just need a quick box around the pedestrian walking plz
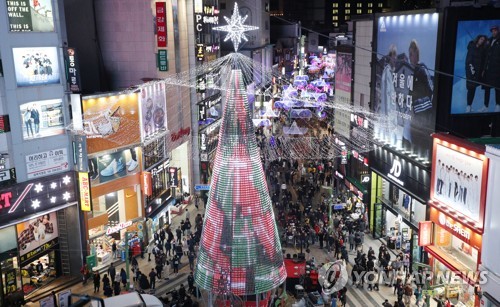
[149,268,156,290]
[93,270,101,293]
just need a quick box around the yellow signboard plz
[78,172,91,211]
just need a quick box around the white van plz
[90,292,163,307]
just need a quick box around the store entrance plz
[20,250,58,296]
[373,203,385,239]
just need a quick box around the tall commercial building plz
[0,0,83,304]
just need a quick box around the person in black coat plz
[113,281,121,296]
[482,25,500,112]
[465,35,488,112]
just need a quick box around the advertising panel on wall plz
[25,148,69,179]
[6,0,54,32]
[198,94,222,126]
[431,136,488,226]
[334,48,353,139]
[82,93,141,154]
[13,47,60,86]
[20,99,64,140]
[139,82,167,141]
[450,19,500,114]
[374,13,439,160]
[17,211,59,258]
[87,147,140,184]
[0,172,76,225]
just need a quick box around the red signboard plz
[156,2,167,47]
[429,207,482,250]
[418,221,433,246]
[0,115,10,133]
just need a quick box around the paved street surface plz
[25,186,437,307]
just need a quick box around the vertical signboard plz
[141,172,152,196]
[78,172,91,211]
[64,47,81,93]
[418,221,432,246]
[374,13,439,159]
[158,50,168,71]
[334,49,353,139]
[72,135,88,172]
[156,2,167,47]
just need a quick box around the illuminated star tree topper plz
[213,2,259,52]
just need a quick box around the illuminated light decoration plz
[50,182,57,189]
[62,175,71,185]
[50,196,57,203]
[34,183,44,193]
[62,192,71,201]
[213,2,259,52]
[31,199,40,209]
[8,183,33,214]
[194,69,286,296]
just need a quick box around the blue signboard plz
[194,184,210,191]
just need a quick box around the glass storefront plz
[20,251,57,295]
[1,257,21,298]
[432,258,476,307]
[433,225,478,273]
[87,185,143,268]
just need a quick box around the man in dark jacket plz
[465,35,487,112]
[482,25,500,112]
[149,268,157,290]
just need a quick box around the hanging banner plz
[64,47,81,93]
[418,221,432,246]
[156,2,167,47]
[168,167,179,187]
[72,135,88,172]
[78,172,91,211]
[141,172,152,196]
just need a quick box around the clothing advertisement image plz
[17,212,59,256]
[433,144,483,222]
[12,47,60,86]
[374,13,439,160]
[451,20,500,114]
[19,99,65,140]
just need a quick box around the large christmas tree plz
[194,68,287,296]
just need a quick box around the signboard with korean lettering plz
[26,148,69,179]
[156,2,167,47]
[196,44,205,62]
[158,50,168,71]
[78,172,91,211]
[64,47,81,93]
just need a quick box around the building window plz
[333,22,338,27]
[333,16,338,20]
[333,3,338,7]
[356,9,362,14]
[378,3,383,7]
[345,16,350,20]
[357,3,362,7]
[345,9,350,14]
[368,9,372,13]
[345,3,350,7]
[368,3,373,7]
[333,9,338,14]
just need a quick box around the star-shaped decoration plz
[34,183,44,193]
[213,2,259,52]
[50,182,58,189]
[50,196,57,203]
[62,175,71,185]
[32,199,41,209]
[62,192,71,201]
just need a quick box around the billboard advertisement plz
[335,51,352,105]
[6,0,54,32]
[13,47,60,87]
[139,82,167,141]
[17,211,59,257]
[450,19,500,114]
[25,148,69,179]
[87,147,140,184]
[20,99,65,140]
[82,93,141,154]
[374,13,439,159]
[432,143,485,223]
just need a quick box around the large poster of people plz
[13,47,60,87]
[374,13,439,160]
[6,0,54,32]
[19,99,65,140]
[139,82,167,141]
[17,212,58,257]
[433,144,483,222]
[82,93,140,154]
[450,20,500,114]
